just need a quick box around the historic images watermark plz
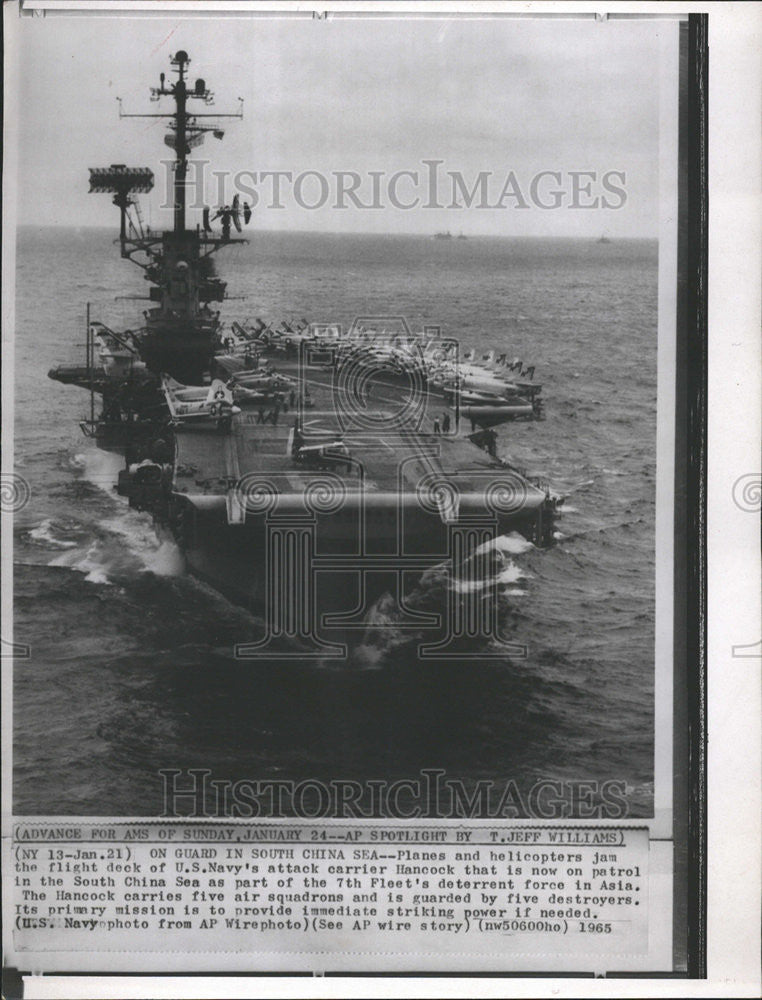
[730,474,761,658]
[0,472,31,513]
[1,474,32,658]
[159,768,631,821]
[158,160,628,213]
[226,319,545,660]
[731,473,761,514]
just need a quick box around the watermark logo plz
[0,473,31,513]
[159,768,631,820]
[732,639,762,659]
[159,159,628,214]
[730,474,760,659]
[0,636,31,659]
[732,473,761,513]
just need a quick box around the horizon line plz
[17,224,658,240]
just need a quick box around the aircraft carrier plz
[49,51,560,658]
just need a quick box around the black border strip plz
[685,12,708,979]
[675,12,709,980]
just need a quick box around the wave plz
[28,518,78,549]
[559,516,646,542]
[46,447,185,582]
[97,514,185,576]
[348,591,417,668]
[50,543,115,585]
[474,531,535,557]
[49,510,184,583]
[563,478,596,494]
[340,533,535,667]
[70,449,125,494]
[497,563,524,585]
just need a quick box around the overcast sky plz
[12,12,673,236]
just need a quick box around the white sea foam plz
[64,453,87,472]
[97,513,185,576]
[50,543,113,584]
[566,478,595,493]
[72,449,124,494]
[496,562,525,585]
[349,643,386,670]
[67,447,186,578]
[474,532,535,557]
[443,529,535,596]
[348,591,410,668]
[451,556,527,594]
[451,577,492,594]
[29,518,78,548]
[49,510,184,583]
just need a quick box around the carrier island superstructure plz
[49,51,560,656]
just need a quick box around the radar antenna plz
[116,49,243,234]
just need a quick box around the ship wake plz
[349,532,533,668]
[49,510,184,585]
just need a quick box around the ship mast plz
[155,50,192,233]
[116,49,244,238]
[86,51,248,383]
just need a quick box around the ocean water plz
[13,227,656,816]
